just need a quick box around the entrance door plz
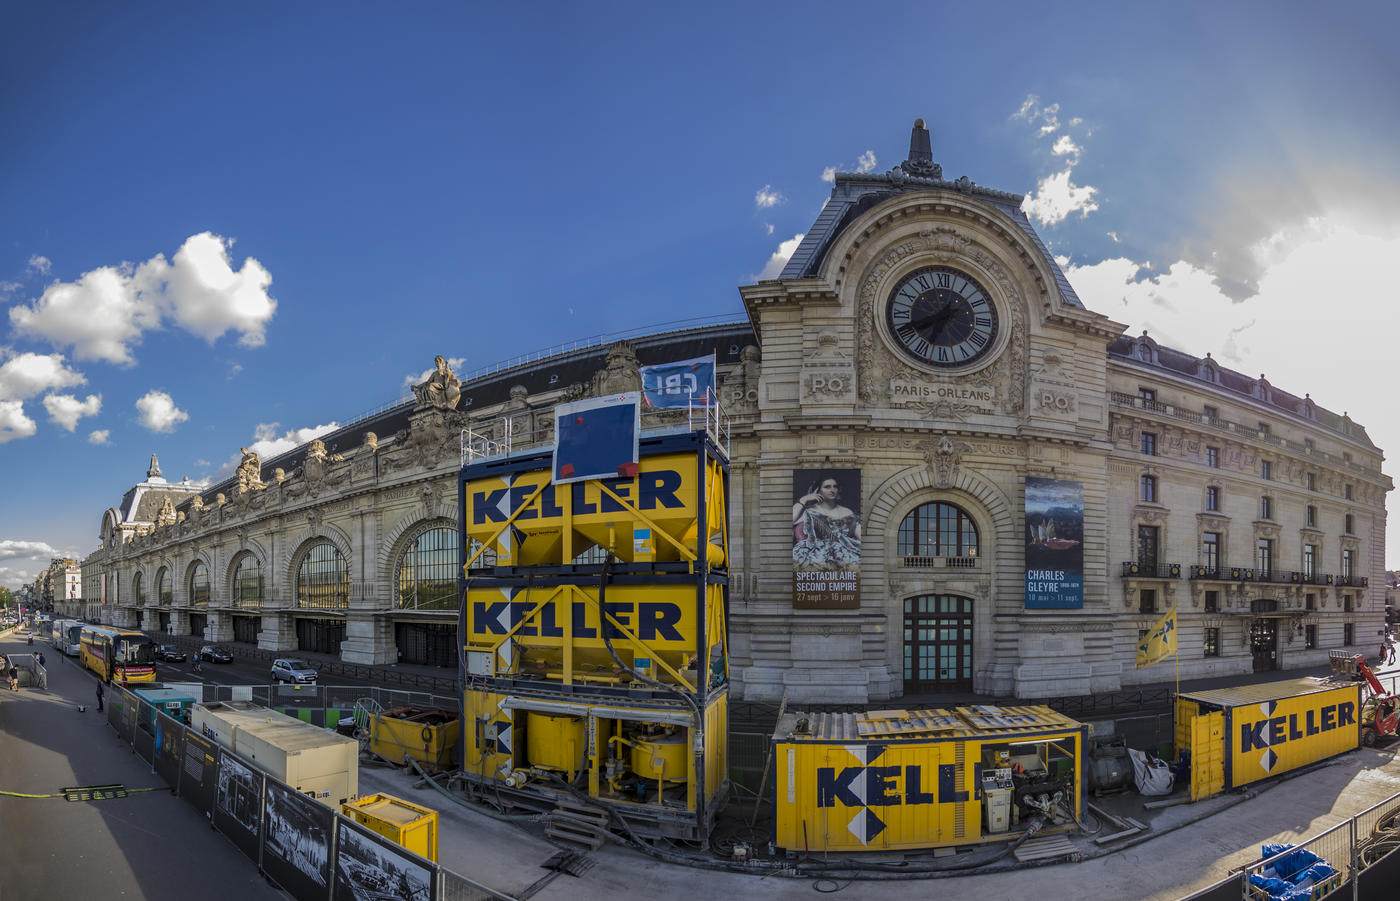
[903,594,973,692]
[296,617,346,655]
[1250,619,1278,672]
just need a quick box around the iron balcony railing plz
[1188,565,1343,586]
[901,555,979,569]
[1120,562,1181,579]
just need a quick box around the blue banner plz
[1025,476,1084,609]
[640,355,715,408]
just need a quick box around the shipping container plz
[1176,679,1362,800]
[771,706,1087,853]
[192,701,359,807]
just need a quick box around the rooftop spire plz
[147,453,162,479]
[901,118,942,179]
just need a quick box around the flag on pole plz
[640,353,716,408]
[1135,606,1177,668]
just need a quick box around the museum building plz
[71,120,1390,704]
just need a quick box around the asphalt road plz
[0,634,287,900]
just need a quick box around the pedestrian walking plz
[95,680,104,712]
[8,665,18,691]
[1389,641,1396,666]
[36,651,45,668]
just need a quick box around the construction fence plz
[104,681,515,901]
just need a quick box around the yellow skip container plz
[341,793,439,862]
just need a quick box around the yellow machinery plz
[369,706,459,769]
[342,793,439,862]
[459,428,730,841]
[771,706,1086,853]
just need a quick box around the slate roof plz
[777,123,1084,310]
[179,320,757,508]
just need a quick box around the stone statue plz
[364,431,378,451]
[155,497,176,527]
[236,447,264,491]
[595,341,642,395]
[306,438,343,463]
[414,355,462,410]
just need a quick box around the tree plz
[0,586,12,607]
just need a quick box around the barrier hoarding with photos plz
[263,780,334,899]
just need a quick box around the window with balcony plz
[1257,538,1274,580]
[1261,460,1272,480]
[1206,486,1220,512]
[897,502,980,560]
[1259,422,1270,436]
[1260,496,1273,520]
[1138,388,1156,403]
[1204,628,1220,657]
[1138,525,1159,571]
[1140,475,1158,503]
[1303,545,1316,579]
[1206,446,1219,468]
[1203,405,1218,421]
[1342,549,1354,580]
[1306,505,1316,528]
[1140,588,1157,615]
[1202,532,1220,573]
[1141,432,1157,456]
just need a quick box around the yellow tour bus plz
[79,624,157,683]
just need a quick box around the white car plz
[271,657,318,684]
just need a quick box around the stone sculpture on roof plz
[155,497,176,527]
[236,447,265,491]
[414,354,462,411]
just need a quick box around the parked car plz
[198,644,233,663]
[271,658,318,685]
[155,644,187,662]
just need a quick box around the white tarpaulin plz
[1128,747,1175,796]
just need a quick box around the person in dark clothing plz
[8,665,18,691]
[95,680,104,711]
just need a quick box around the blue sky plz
[4,1,1400,588]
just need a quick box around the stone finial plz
[147,453,162,479]
[900,118,942,179]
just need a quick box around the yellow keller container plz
[342,793,439,862]
[370,706,460,768]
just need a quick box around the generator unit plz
[459,417,730,842]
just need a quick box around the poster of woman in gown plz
[792,469,861,609]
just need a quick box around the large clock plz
[884,265,999,368]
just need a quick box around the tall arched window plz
[188,562,210,607]
[897,502,980,558]
[157,567,172,606]
[396,527,458,610]
[297,542,348,609]
[232,554,264,608]
[132,572,145,606]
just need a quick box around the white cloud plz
[0,352,85,400]
[43,393,101,431]
[0,280,21,295]
[0,401,36,443]
[821,166,837,183]
[757,233,805,280]
[26,255,51,275]
[1107,231,1120,243]
[1052,135,1081,160]
[88,429,110,445]
[855,151,877,174]
[754,185,783,209]
[1022,170,1100,226]
[765,224,774,236]
[0,538,63,589]
[9,232,277,364]
[1011,94,1061,135]
[229,421,340,471]
[402,357,466,390]
[135,390,188,433]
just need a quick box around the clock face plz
[885,265,999,368]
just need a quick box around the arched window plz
[897,502,980,558]
[157,567,172,606]
[297,542,348,609]
[232,554,264,608]
[188,561,210,607]
[397,527,458,610]
[132,572,145,606]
